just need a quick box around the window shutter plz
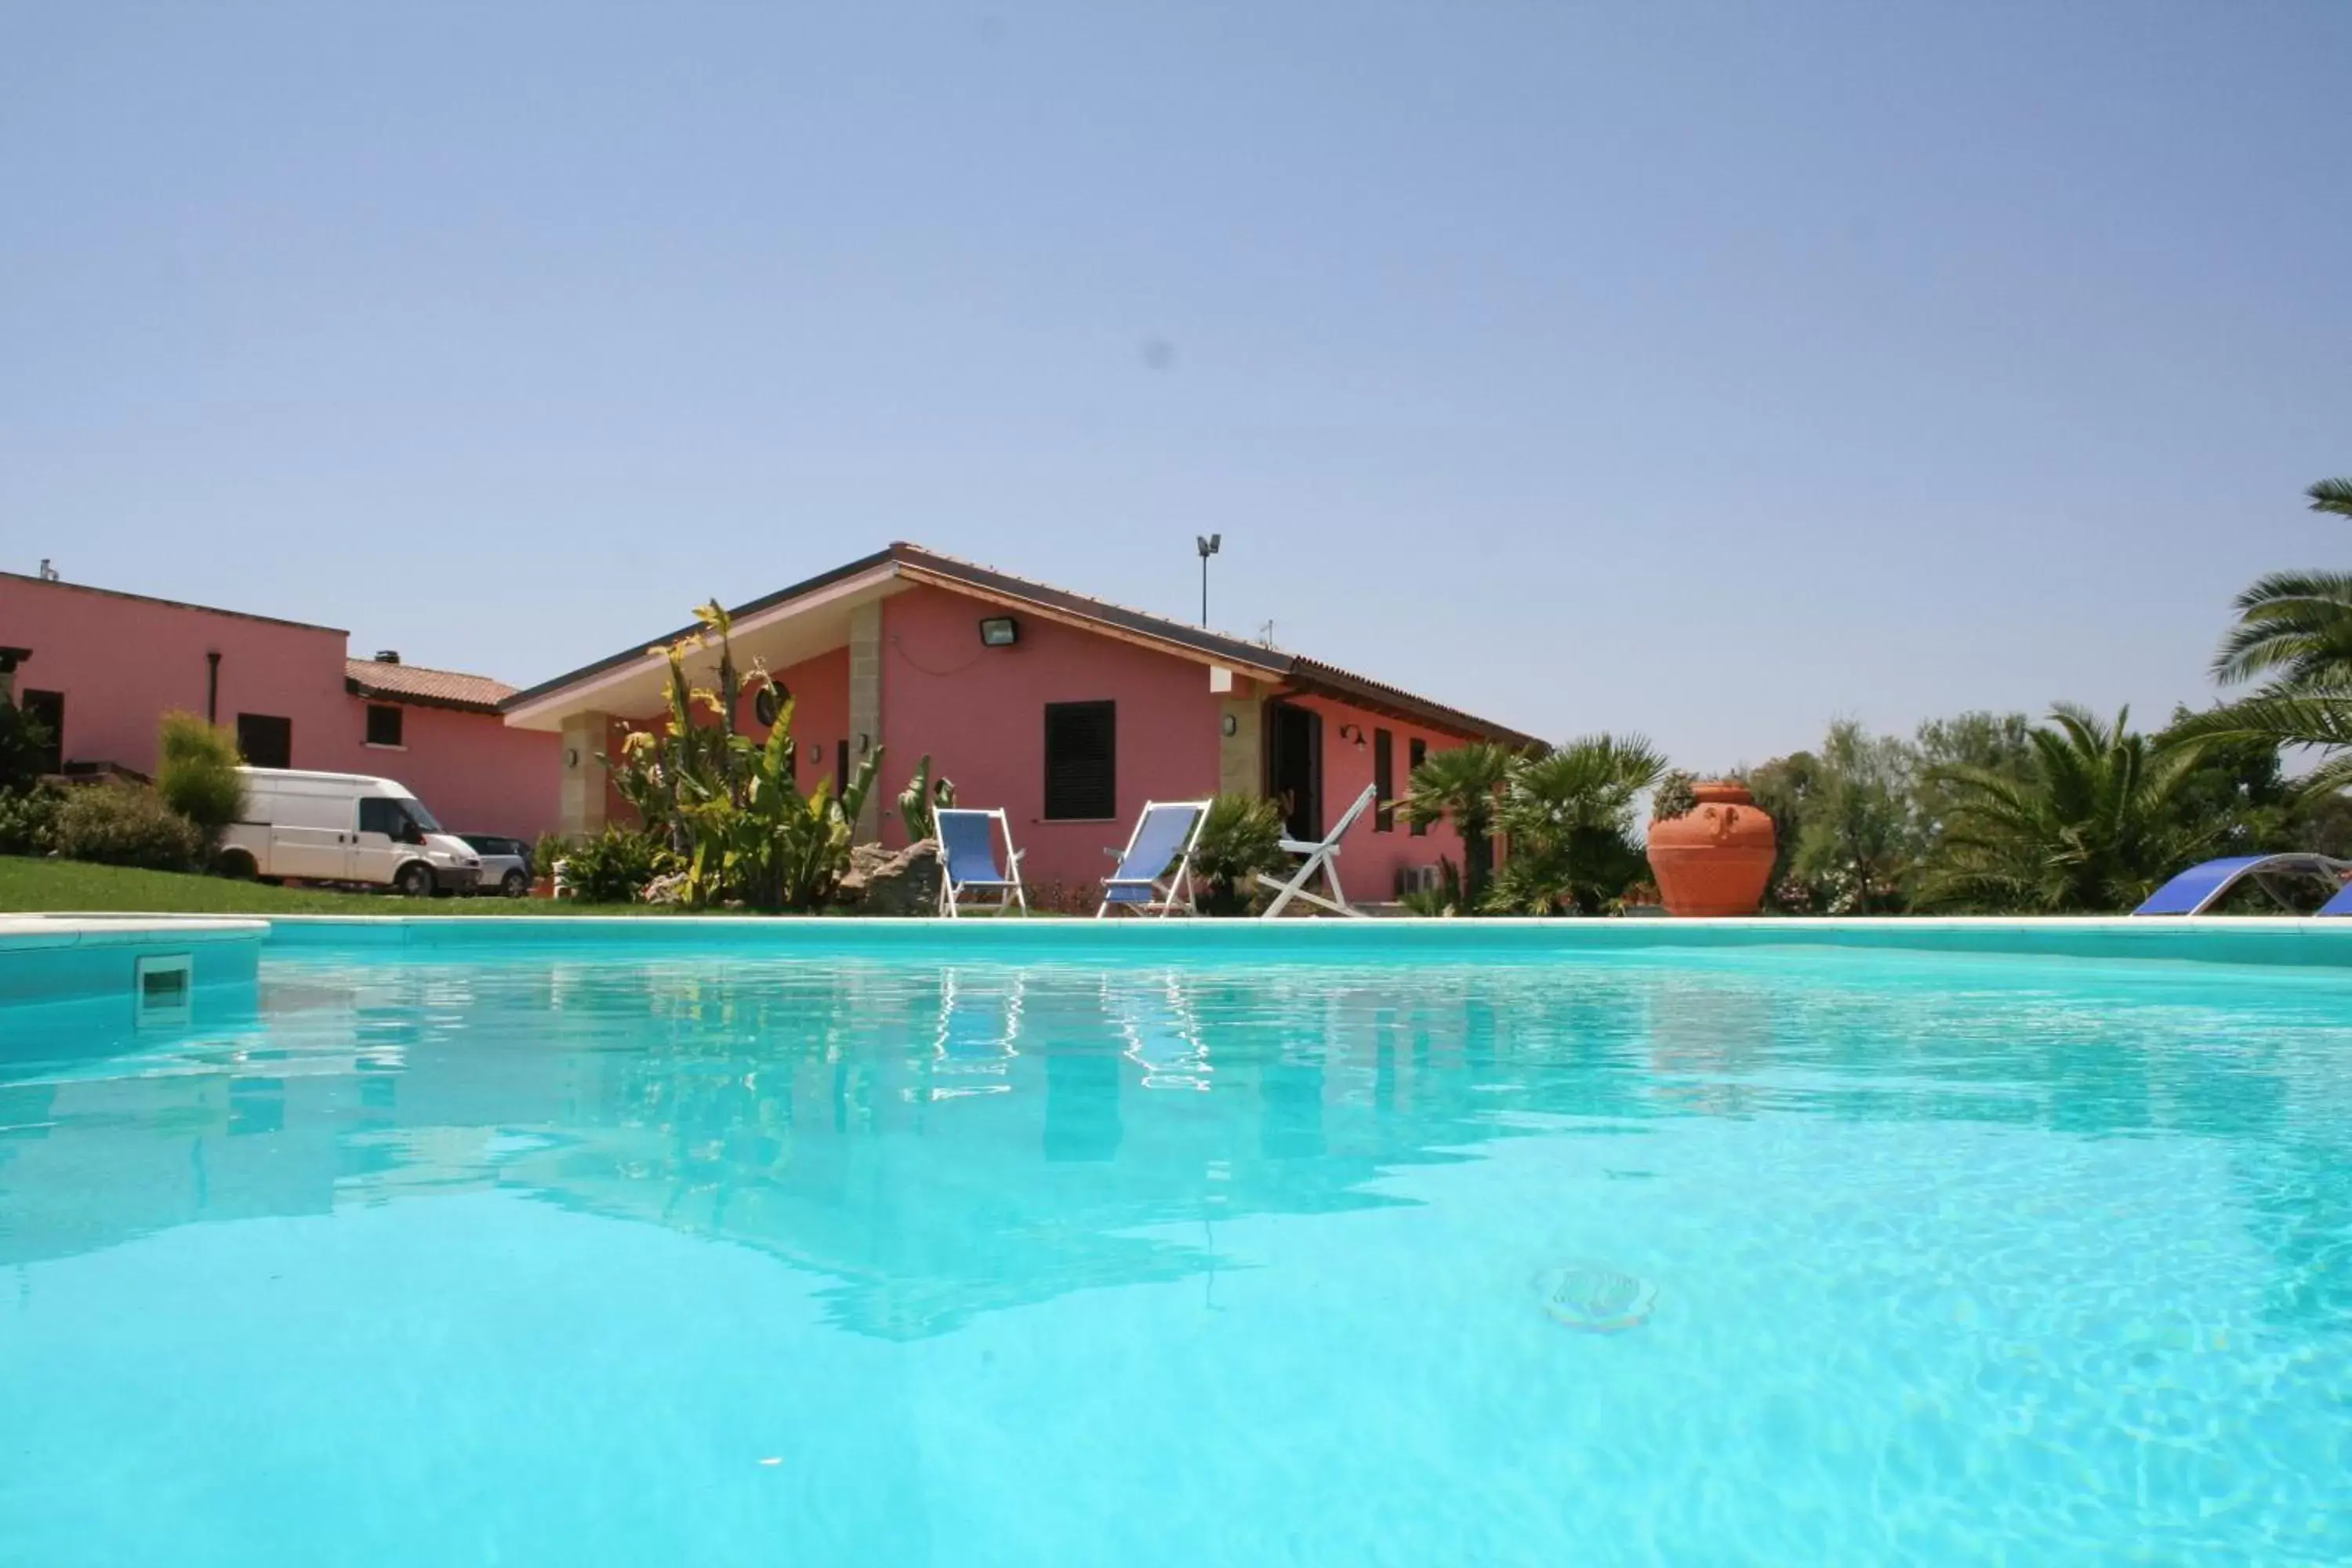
[1044,702,1116,820]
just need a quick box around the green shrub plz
[156,711,248,844]
[53,783,203,871]
[532,832,572,881]
[1399,858,1464,916]
[1650,770,1699,823]
[1190,792,1290,916]
[0,701,53,792]
[0,783,64,856]
[559,826,675,903]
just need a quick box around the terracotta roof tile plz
[346,659,515,714]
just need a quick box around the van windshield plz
[359,796,445,837]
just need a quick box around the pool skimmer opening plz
[134,953,193,1027]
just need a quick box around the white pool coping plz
[0,915,270,952]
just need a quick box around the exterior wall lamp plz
[978,615,1020,647]
[1338,723,1367,750]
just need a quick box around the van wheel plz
[394,862,435,898]
[500,869,529,898]
[216,849,258,880]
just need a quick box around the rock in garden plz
[837,840,942,916]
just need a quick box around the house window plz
[238,713,292,770]
[1044,701,1116,820]
[1408,738,1428,836]
[20,689,64,775]
[836,739,848,797]
[365,704,404,747]
[1373,728,1394,833]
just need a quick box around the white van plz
[219,769,482,896]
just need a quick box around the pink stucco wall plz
[0,574,558,840]
[351,700,561,840]
[1279,692,1468,902]
[760,647,852,797]
[880,583,1221,894]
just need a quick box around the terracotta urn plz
[1646,781,1777,917]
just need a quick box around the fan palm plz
[1918,705,2210,913]
[1399,742,1515,909]
[1488,734,1667,914]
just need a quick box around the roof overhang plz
[503,557,906,731]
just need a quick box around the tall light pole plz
[1196,533,1221,626]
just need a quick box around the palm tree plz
[2210,570,2352,689]
[2210,477,2352,691]
[1918,705,2209,913]
[1399,742,1515,909]
[1487,735,1667,914]
[2183,476,2352,790]
[2167,687,2352,797]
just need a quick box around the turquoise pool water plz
[3,935,2349,1565]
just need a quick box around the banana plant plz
[607,599,886,911]
[897,754,956,843]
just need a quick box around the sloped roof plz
[504,543,1541,746]
[346,658,516,714]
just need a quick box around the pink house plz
[503,544,1541,901]
[0,572,559,840]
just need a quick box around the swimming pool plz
[4,924,2348,1564]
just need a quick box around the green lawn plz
[0,856,656,916]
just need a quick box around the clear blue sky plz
[4,2,2347,767]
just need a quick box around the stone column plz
[557,711,613,838]
[848,601,883,840]
[1218,681,1266,799]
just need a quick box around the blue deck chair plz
[1097,799,1211,917]
[2134,853,2352,916]
[935,808,1026,918]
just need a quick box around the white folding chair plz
[1256,782,1379,918]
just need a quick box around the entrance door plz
[1265,702,1322,842]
